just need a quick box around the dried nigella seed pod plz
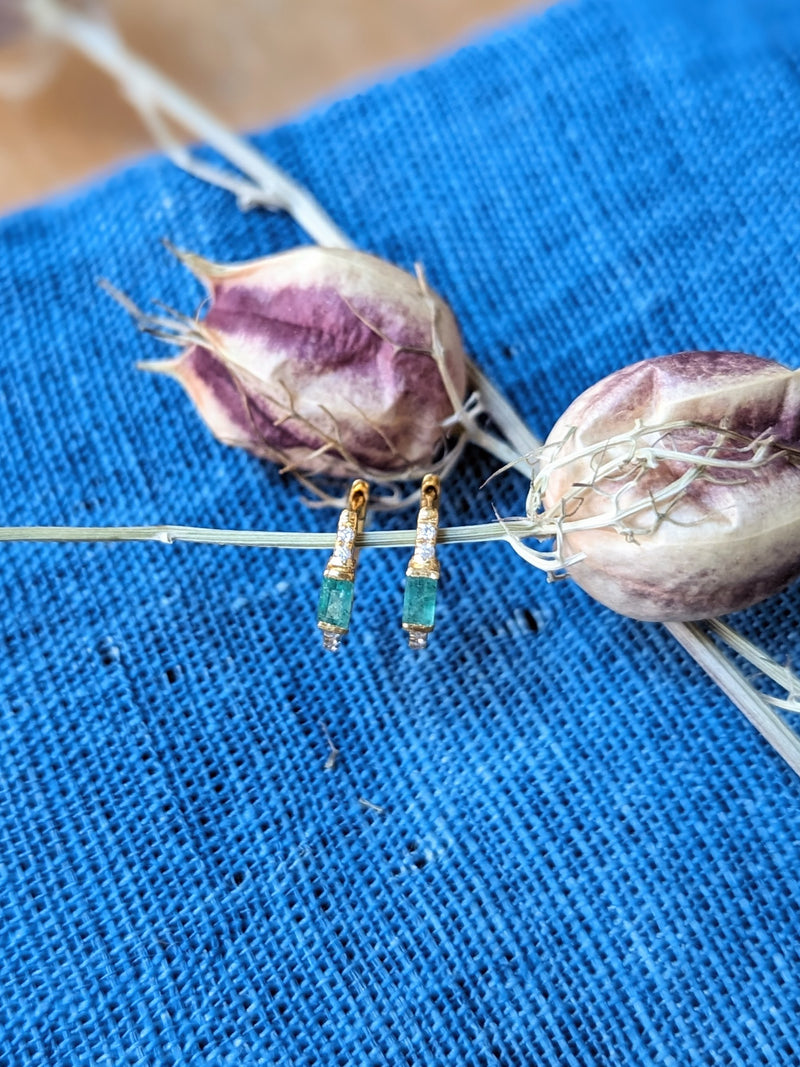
[136,246,468,484]
[525,351,800,621]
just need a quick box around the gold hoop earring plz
[316,479,369,651]
[402,474,440,649]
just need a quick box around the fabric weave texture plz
[2,0,800,1063]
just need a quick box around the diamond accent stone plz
[415,544,435,562]
[419,523,437,542]
[338,527,355,542]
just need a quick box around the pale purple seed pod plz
[531,351,800,621]
[142,246,468,481]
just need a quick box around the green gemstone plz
[317,577,355,631]
[402,576,438,630]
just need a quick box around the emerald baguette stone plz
[317,576,355,631]
[402,576,438,630]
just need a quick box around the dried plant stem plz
[462,423,531,475]
[0,520,531,549]
[467,358,540,462]
[706,618,800,713]
[24,0,350,247]
[665,621,800,776]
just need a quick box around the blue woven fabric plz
[3,0,800,1062]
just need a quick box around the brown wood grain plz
[0,0,548,213]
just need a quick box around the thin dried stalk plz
[0,520,528,548]
[665,622,800,776]
[706,618,800,713]
[23,0,350,246]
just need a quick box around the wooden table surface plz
[0,0,547,214]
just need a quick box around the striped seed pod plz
[528,351,800,621]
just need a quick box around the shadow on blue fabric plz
[1,0,800,1063]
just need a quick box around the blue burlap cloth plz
[3,0,800,1062]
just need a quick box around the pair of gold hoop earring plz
[316,475,441,652]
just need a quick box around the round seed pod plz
[138,246,468,483]
[531,351,800,621]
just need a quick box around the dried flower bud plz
[140,246,468,483]
[527,351,800,621]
